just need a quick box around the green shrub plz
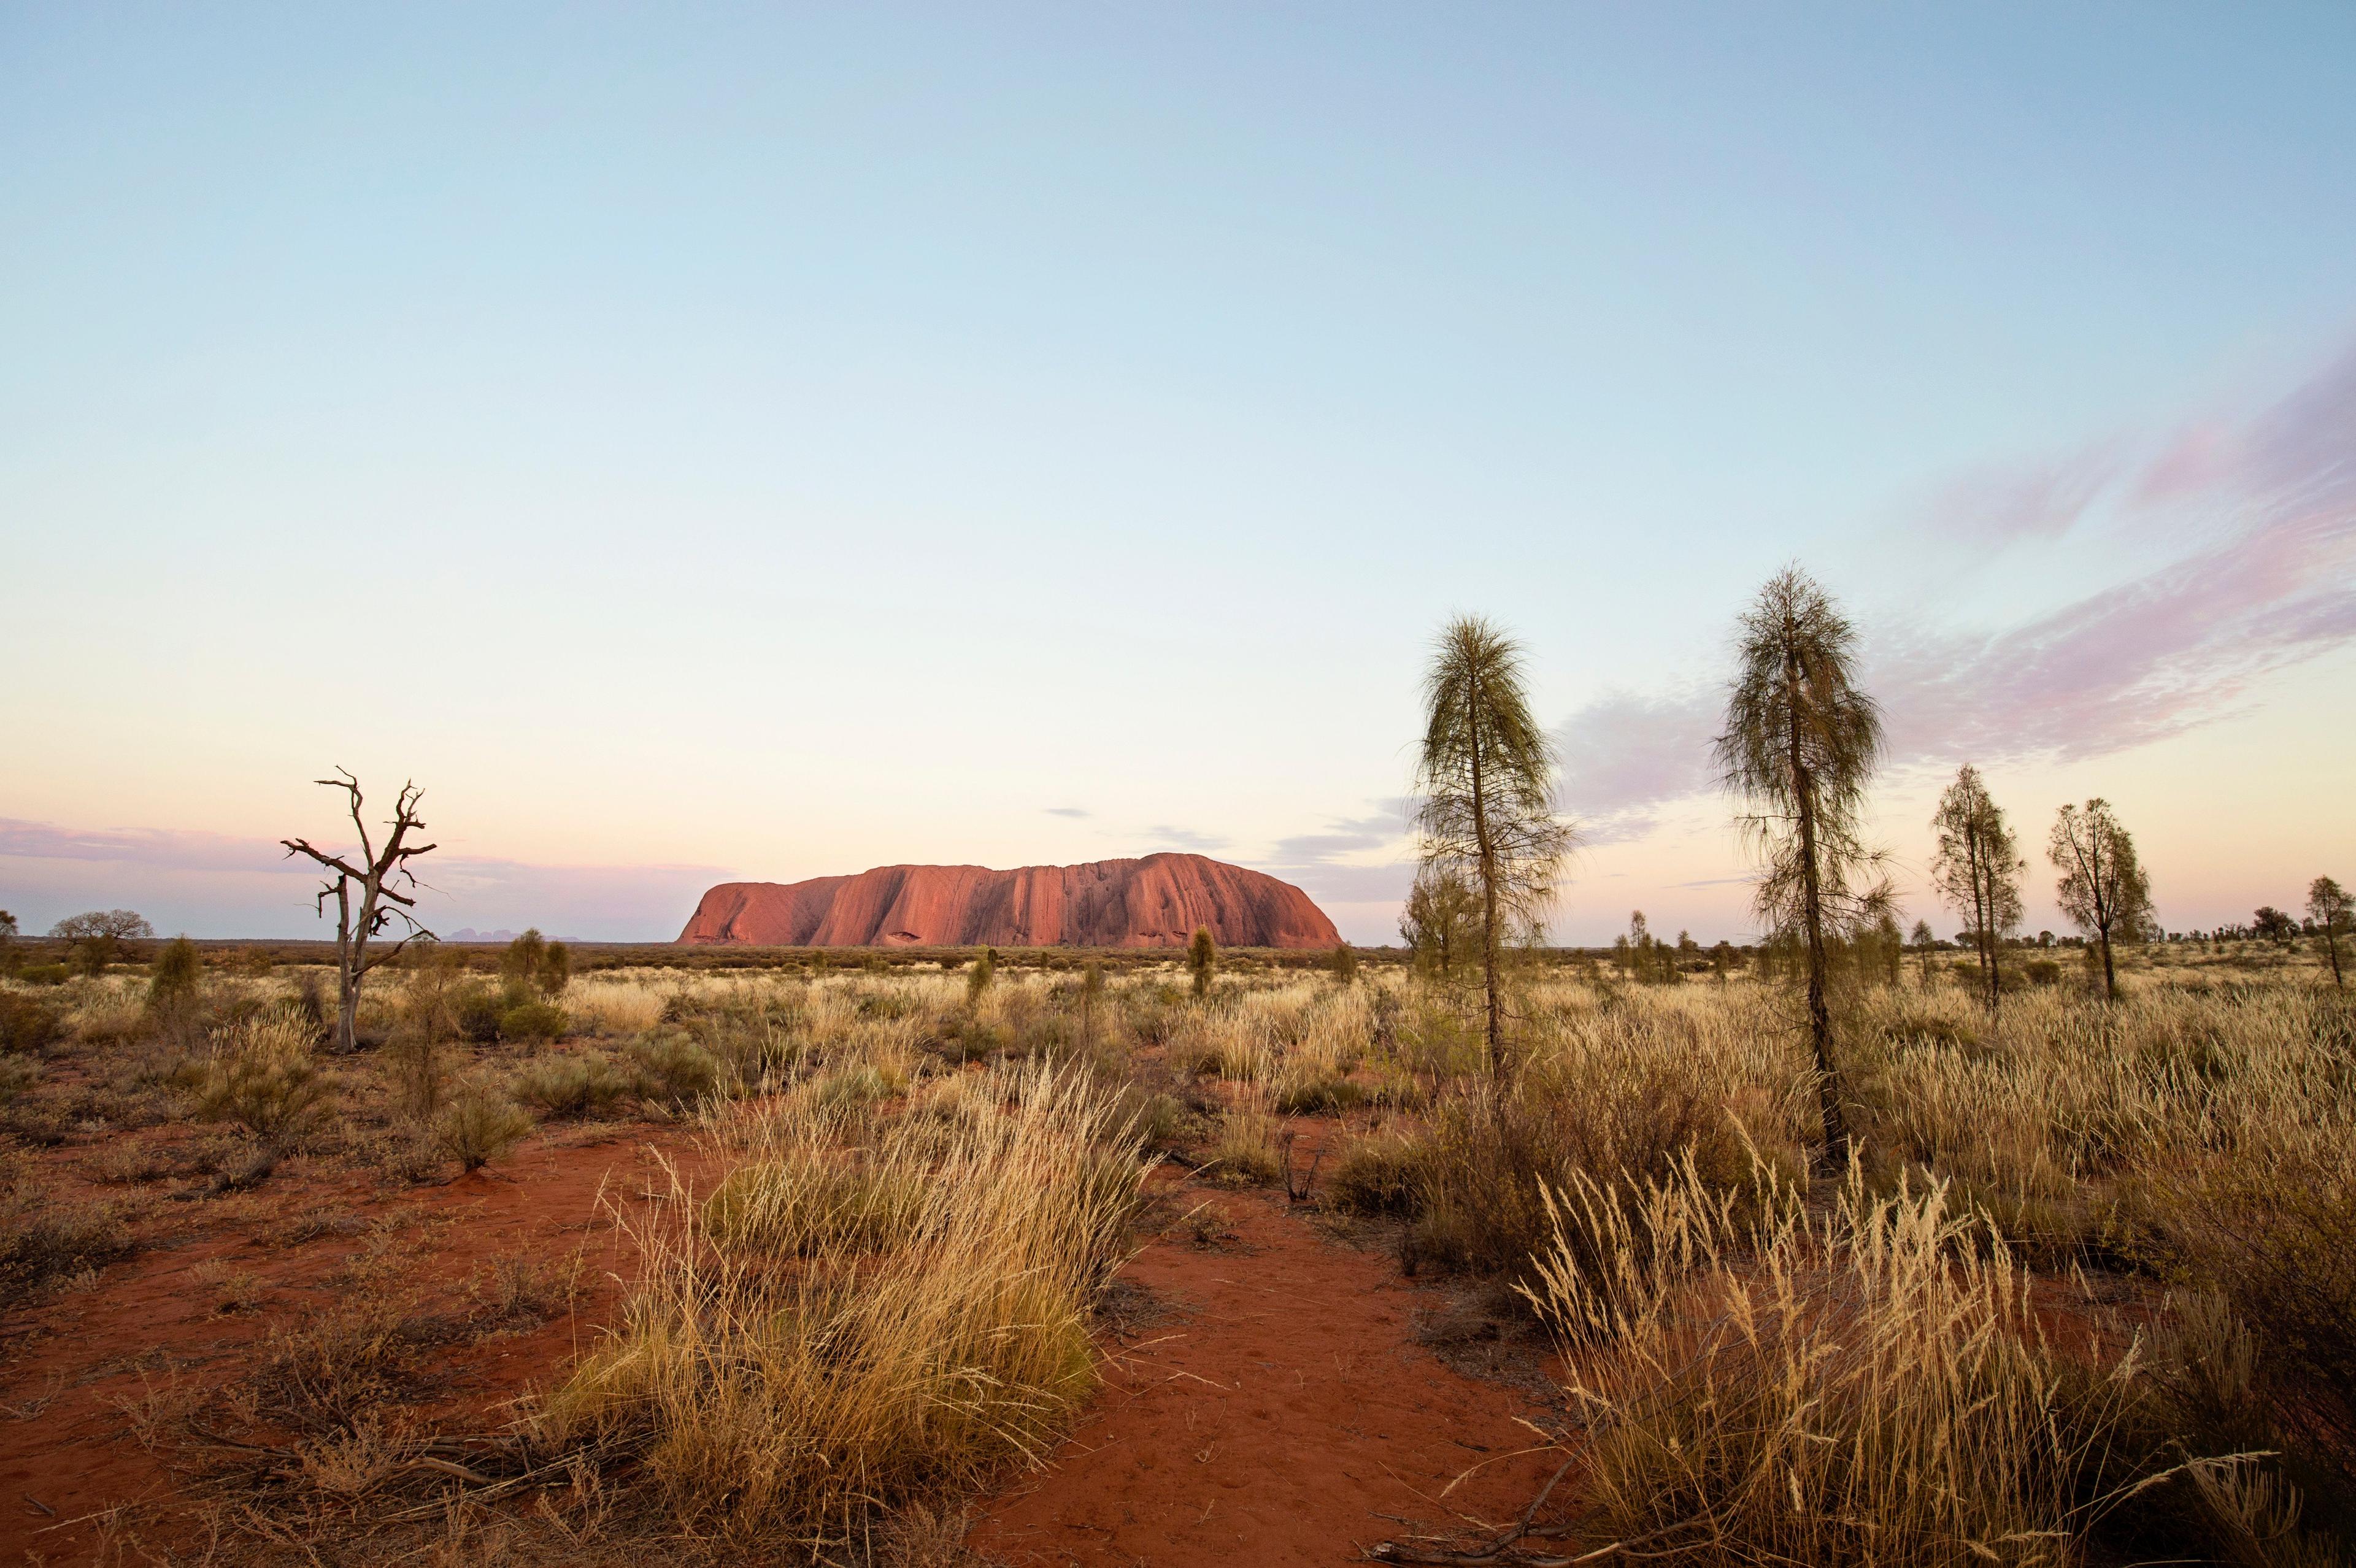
[434,1083,534,1172]
[626,1029,726,1108]
[1272,1072,1366,1115]
[934,1016,1005,1063]
[148,936,202,1011]
[510,1051,631,1119]
[0,994,64,1054]
[17,964,69,987]
[498,1001,568,1041]
[453,983,506,1043]
[501,929,549,988]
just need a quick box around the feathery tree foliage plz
[2311,875,2350,990]
[2049,799,2155,1001]
[1908,918,1937,990]
[148,936,202,1012]
[1715,566,1888,1161]
[1187,926,1216,1000]
[1399,862,1480,981]
[1929,764,2025,1012]
[1414,615,1574,1077]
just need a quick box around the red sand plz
[970,1180,1563,1567]
[0,1129,703,1565]
[5,1124,1561,1567]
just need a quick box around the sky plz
[3,4,2353,945]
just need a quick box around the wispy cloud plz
[1550,342,2356,821]
[1043,805,1091,818]
[1255,805,1416,907]
[1144,824,1230,854]
[0,818,296,875]
[0,817,731,939]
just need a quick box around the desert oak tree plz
[2309,875,2351,989]
[1930,764,2025,1012]
[1716,566,1888,1163]
[281,770,437,1053]
[1414,615,1573,1078]
[2048,799,2155,1001]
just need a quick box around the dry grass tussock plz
[1356,960,2356,1566]
[536,1059,1149,1551]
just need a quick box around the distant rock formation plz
[677,853,1340,950]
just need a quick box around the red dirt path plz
[970,1182,1563,1568]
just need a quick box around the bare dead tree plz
[281,770,436,1052]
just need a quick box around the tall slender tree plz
[2049,799,2155,1001]
[1930,764,2025,1012]
[1715,566,1888,1162]
[1908,918,1937,990]
[1414,615,1573,1078]
[2308,875,2350,990]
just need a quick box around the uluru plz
[677,852,1341,949]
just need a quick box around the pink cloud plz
[1555,340,2356,812]
[0,817,733,940]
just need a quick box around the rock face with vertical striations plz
[676,853,1341,949]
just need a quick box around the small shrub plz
[1207,1107,1280,1186]
[148,936,203,1012]
[433,1083,534,1172]
[293,970,329,1035]
[510,1051,631,1119]
[452,983,506,1043]
[1271,1070,1366,1115]
[625,1029,726,1109]
[501,929,549,988]
[18,964,69,987]
[380,1033,450,1122]
[539,940,572,998]
[1326,1131,1427,1216]
[498,1001,568,1041]
[194,1012,336,1148]
[810,1061,907,1109]
[0,1189,131,1306]
[1115,1086,1189,1149]
[934,1015,1006,1063]
[0,993,64,1054]
[1188,928,1217,999]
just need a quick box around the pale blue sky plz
[4,5,2353,942]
